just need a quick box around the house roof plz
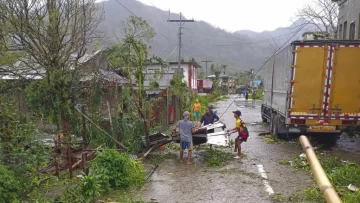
[79,69,130,84]
[0,50,102,80]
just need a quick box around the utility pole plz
[201,59,212,77]
[168,12,194,74]
[223,65,228,75]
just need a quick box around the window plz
[343,21,348,39]
[350,22,356,40]
[339,24,343,39]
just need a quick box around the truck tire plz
[270,114,277,135]
[271,114,289,140]
[262,116,267,123]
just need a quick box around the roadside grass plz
[201,149,233,167]
[278,150,360,202]
[263,134,287,144]
[101,188,159,203]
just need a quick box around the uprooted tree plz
[296,0,338,37]
[107,16,166,150]
[0,0,102,146]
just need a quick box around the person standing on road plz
[198,106,219,149]
[227,110,248,159]
[245,91,249,103]
[252,90,256,105]
[192,99,201,121]
[173,111,198,165]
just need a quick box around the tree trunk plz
[117,86,123,149]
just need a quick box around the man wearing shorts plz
[173,111,198,165]
[227,110,248,159]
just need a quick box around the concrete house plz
[144,60,201,94]
[336,0,360,40]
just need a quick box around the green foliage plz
[0,164,21,203]
[25,71,73,126]
[80,174,103,203]
[201,149,233,167]
[91,149,145,190]
[285,151,360,202]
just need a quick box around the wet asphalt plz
[136,95,358,203]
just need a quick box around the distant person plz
[227,110,249,159]
[252,90,256,104]
[192,99,201,121]
[198,106,220,149]
[245,91,249,102]
[173,111,198,165]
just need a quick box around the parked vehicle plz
[261,40,360,138]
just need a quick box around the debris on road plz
[258,131,271,136]
[299,153,307,158]
[250,122,258,125]
[348,184,359,192]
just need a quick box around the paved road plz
[137,95,313,203]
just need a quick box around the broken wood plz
[106,100,115,140]
[70,151,95,171]
[258,131,271,136]
[74,107,128,150]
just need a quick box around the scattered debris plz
[299,153,307,158]
[348,184,359,192]
[151,197,157,201]
[288,161,293,166]
[250,122,258,125]
[258,131,271,136]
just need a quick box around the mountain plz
[97,0,315,73]
[235,18,319,49]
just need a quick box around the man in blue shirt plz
[198,106,219,149]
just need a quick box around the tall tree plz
[107,16,166,150]
[296,0,338,37]
[0,0,102,137]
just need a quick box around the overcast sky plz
[137,0,311,32]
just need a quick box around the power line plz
[253,7,329,77]
[114,0,137,17]
[201,59,212,77]
[167,12,194,73]
[114,0,170,41]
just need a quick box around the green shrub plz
[202,150,233,167]
[91,150,145,190]
[80,174,103,203]
[0,164,21,203]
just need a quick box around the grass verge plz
[201,149,234,167]
[263,134,287,144]
[279,151,360,202]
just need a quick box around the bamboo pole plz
[74,107,127,150]
[299,135,342,203]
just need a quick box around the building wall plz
[146,63,198,91]
[338,0,360,39]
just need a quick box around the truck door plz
[290,45,328,118]
[329,44,360,121]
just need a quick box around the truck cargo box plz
[262,40,360,135]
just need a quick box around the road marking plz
[257,164,275,195]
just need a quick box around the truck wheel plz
[271,114,278,135]
[262,116,267,123]
[271,115,289,140]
